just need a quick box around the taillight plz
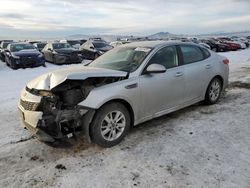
[223,59,229,65]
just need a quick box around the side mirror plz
[48,48,52,51]
[90,46,94,50]
[145,64,166,74]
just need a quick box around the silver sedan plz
[18,41,229,147]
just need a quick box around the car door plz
[139,45,185,120]
[179,45,212,103]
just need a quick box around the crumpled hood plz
[13,49,41,56]
[27,65,127,90]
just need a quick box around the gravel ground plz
[0,49,250,188]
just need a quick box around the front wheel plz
[90,102,131,147]
[204,77,222,105]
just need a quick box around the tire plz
[90,102,131,147]
[212,48,217,52]
[204,77,222,105]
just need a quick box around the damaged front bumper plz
[18,88,94,143]
[18,89,56,142]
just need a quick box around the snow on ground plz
[0,50,250,188]
[219,48,250,83]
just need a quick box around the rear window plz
[180,45,204,64]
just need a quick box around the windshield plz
[10,43,35,52]
[93,42,109,48]
[89,46,152,73]
[53,43,72,49]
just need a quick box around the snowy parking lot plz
[0,49,250,188]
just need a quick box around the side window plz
[180,45,204,64]
[200,47,211,59]
[148,46,178,69]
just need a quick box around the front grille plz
[20,99,39,111]
[20,57,36,65]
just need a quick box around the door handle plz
[175,72,184,77]
[205,64,212,69]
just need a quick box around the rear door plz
[179,45,212,103]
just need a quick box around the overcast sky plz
[0,0,250,38]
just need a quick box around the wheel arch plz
[86,98,135,144]
[97,98,135,128]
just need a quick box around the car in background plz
[234,38,249,48]
[5,42,45,69]
[110,41,131,47]
[42,42,83,64]
[18,41,229,147]
[0,41,13,62]
[80,39,113,60]
[217,37,243,50]
[199,39,230,52]
[246,36,250,42]
[33,42,47,52]
[60,40,81,49]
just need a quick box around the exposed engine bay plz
[24,76,126,142]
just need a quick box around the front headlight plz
[12,55,20,59]
[99,51,104,55]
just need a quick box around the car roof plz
[121,40,198,48]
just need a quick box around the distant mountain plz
[65,30,250,43]
[147,32,174,39]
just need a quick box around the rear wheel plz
[212,47,217,52]
[90,102,131,147]
[204,77,222,105]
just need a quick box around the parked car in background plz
[0,41,13,62]
[18,41,229,147]
[79,39,113,60]
[217,37,243,50]
[5,42,45,69]
[234,38,249,48]
[60,40,81,49]
[110,41,131,47]
[200,39,229,52]
[42,42,83,64]
[246,36,250,42]
[33,42,47,52]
